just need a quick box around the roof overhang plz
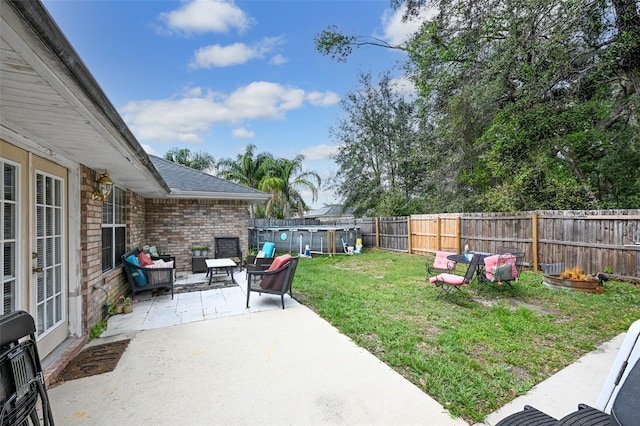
[0,0,170,198]
[166,191,271,203]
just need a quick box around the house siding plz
[145,199,249,273]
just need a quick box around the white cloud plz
[192,43,256,67]
[378,5,437,46]
[306,91,340,107]
[121,82,337,143]
[232,128,255,138]
[301,144,340,161]
[270,54,288,65]
[191,36,284,68]
[160,0,253,35]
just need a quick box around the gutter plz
[166,191,271,203]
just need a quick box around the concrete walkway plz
[46,271,625,425]
[48,299,466,424]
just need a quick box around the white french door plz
[2,141,70,357]
[34,170,65,339]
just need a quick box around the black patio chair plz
[428,254,479,300]
[1,310,55,426]
[246,255,299,309]
[214,237,243,271]
[477,252,524,297]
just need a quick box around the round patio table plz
[446,253,489,265]
[447,253,490,281]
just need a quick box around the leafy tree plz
[317,0,640,212]
[330,72,428,216]
[164,148,215,172]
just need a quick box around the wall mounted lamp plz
[91,171,113,202]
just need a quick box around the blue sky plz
[42,0,424,210]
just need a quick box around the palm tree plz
[164,148,215,172]
[267,155,321,218]
[216,145,321,218]
[216,145,273,218]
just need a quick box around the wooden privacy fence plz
[250,210,640,279]
[355,210,640,279]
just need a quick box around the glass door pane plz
[35,171,65,336]
[1,161,18,315]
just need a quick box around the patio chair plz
[245,242,277,278]
[1,310,55,426]
[214,237,242,271]
[428,253,480,300]
[426,250,458,282]
[496,318,640,426]
[477,252,523,296]
[122,248,176,299]
[246,255,299,309]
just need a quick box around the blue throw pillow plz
[126,254,148,287]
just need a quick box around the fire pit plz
[542,263,605,293]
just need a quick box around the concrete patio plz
[101,270,300,337]
[45,269,625,425]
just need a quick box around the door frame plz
[1,136,82,357]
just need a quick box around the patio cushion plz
[492,262,513,281]
[138,252,153,267]
[484,254,518,280]
[261,254,292,289]
[433,251,456,270]
[429,273,465,285]
[126,254,148,287]
[261,242,276,258]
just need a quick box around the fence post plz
[407,216,412,254]
[375,217,380,249]
[532,213,539,271]
[435,217,441,251]
[456,216,461,253]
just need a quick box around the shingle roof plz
[149,155,269,201]
[305,204,354,218]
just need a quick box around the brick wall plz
[81,166,128,333]
[80,170,250,332]
[127,190,146,247]
[145,199,249,273]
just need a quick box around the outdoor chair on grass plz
[426,250,457,281]
[1,310,55,426]
[429,254,480,300]
[496,318,640,426]
[122,248,176,299]
[477,252,524,296]
[246,254,299,309]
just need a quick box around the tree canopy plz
[316,0,640,213]
[216,144,321,218]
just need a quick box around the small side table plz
[205,258,237,285]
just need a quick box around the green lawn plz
[292,249,640,423]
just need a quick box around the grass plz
[292,249,640,424]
